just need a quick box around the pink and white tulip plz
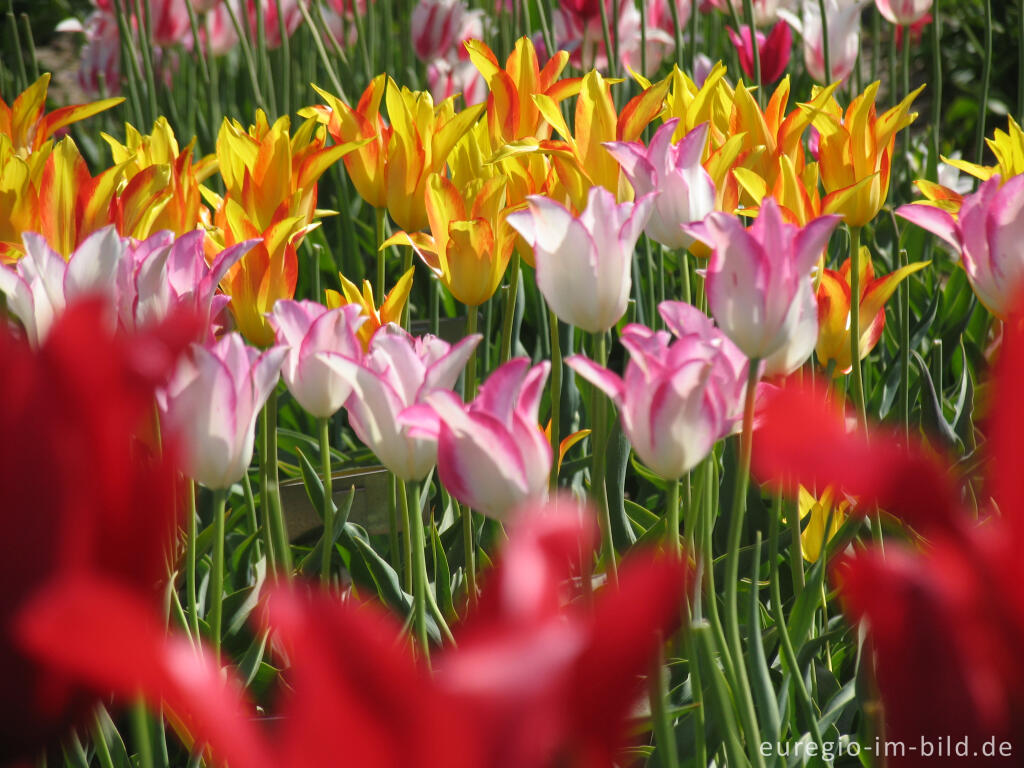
[160,333,286,490]
[506,186,653,334]
[319,324,481,481]
[427,57,488,106]
[604,120,715,251]
[897,175,1024,320]
[0,227,123,346]
[685,197,840,366]
[268,301,365,418]
[116,229,252,339]
[406,358,552,519]
[875,0,930,25]
[569,307,746,480]
[779,0,866,83]
[411,0,485,62]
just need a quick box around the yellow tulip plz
[325,267,414,350]
[795,486,849,563]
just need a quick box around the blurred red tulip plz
[0,299,193,763]
[753,298,1024,765]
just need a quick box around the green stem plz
[209,488,227,658]
[975,0,992,172]
[92,710,115,768]
[259,409,277,567]
[499,253,521,363]
[375,208,387,300]
[265,390,292,574]
[723,358,764,768]
[459,499,477,604]
[847,227,868,432]
[597,0,616,76]
[464,305,478,400]
[399,479,431,659]
[678,248,691,307]
[930,3,943,165]
[741,0,763,105]
[649,639,679,768]
[817,0,832,83]
[787,496,806,590]
[319,417,334,584]
[131,702,154,768]
[591,331,618,585]
[548,307,562,488]
[185,481,200,642]
[667,476,681,560]
[899,246,911,441]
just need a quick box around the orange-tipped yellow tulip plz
[796,486,849,563]
[384,173,514,306]
[808,81,923,228]
[0,73,122,155]
[103,117,216,237]
[943,115,1024,184]
[815,246,929,374]
[325,267,414,350]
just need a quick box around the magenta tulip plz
[727,20,792,85]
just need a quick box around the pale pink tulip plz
[779,0,866,83]
[684,198,840,365]
[553,0,675,74]
[427,57,488,106]
[161,333,286,490]
[78,11,121,96]
[706,0,783,25]
[604,120,715,251]
[148,0,192,47]
[506,186,653,333]
[897,175,1024,319]
[569,308,745,479]
[0,227,123,346]
[116,229,252,339]
[411,0,485,62]
[875,0,930,25]
[405,358,551,519]
[268,300,365,418]
[319,324,481,481]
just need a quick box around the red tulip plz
[727,20,792,85]
[0,299,193,763]
[752,297,1024,764]
[20,499,689,768]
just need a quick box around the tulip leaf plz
[222,585,261,637]
[786,554,827,660]
[606,420,637,549]
[624,499,659,533]
[95,705,132,768]
[748,531,782,743]
[237,629,270,689]
[430,521,456,624]
[911,351,960,448]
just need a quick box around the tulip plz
[603,120,715,251]
[810,80,922,228]
[779,0,866,84]
[795,486,849,562]
[897,174,1024,319]
[405,358,552,519]
[815,247,929,374]
[727,20,793,85]
[875,0,930,25]
[160,333,286,490]
[567,316,745,481]
[943,116,1024,187]
[268,301,365,418]
[0,227,123,346]
[115,230,250,339]
[0,73,122,154]
[706,0,783,26]
[325,266,414,350]
[77,10,123,96]
[19,497,688,768]
[0,299,190,763]
[411,0,485,62]
[427,57,488,106]
[684,197,840,365]
[506,186,653,333]
[319,324,481,481]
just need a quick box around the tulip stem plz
[258,409,277,567]
[185,481,200,643]
[131,701,155,768]
[465,305,478,400]
[817,0,832,84]
[724,357,765,768]
[667,476,681,560]
[741,0,763,107]
[899,247,911,442]
[548,307,562,488]
[265,389,293,574]
[500,253,521,364]
[975,0,992,172]
[648,637,679,768]
[591,331,618,585]
[399,479,431,660]
[459,499,478,604]
[209,487,227,659]
[375,208,387,302]
[318,417,334,585]
[847,227,868,432]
